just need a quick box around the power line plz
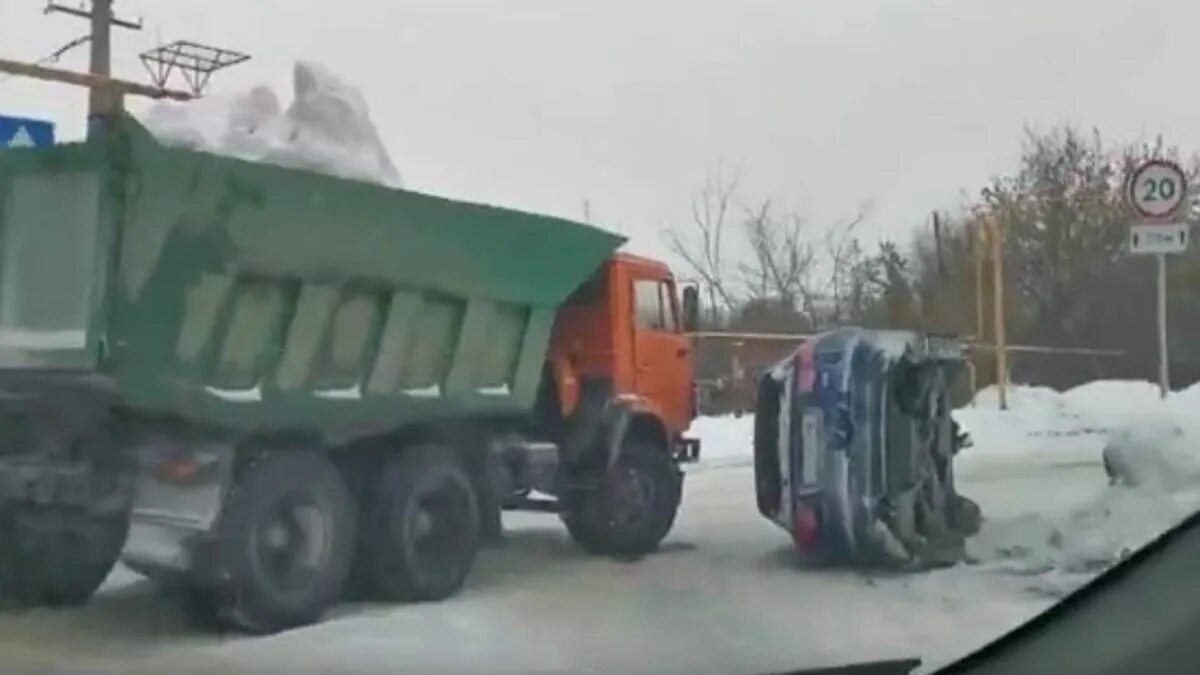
[0,34,92,84]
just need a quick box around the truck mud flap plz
[121,441,233,578]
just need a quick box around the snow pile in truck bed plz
[136,61,403,187]
[958,380,1200,596]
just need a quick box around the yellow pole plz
[975,222,985,342]
[990,215,1008,410]
[974,222,985,405]
[966,358,978,407]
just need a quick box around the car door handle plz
[677,347,691,357]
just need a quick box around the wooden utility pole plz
[969,221,986,404]
[932,211,947,277]
[45,0,143,132]
[990,215,1008,410]
[973,221,985,341]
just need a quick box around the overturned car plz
[754,328,981,569]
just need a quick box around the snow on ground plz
[955,380,1200,597]
[0,467,1048,675]
[3,379,1198,674]
[688,413,754,469]
[136,61,403,188]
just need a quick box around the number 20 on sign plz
[1127,159,1187,220]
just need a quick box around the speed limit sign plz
[1125,157,1190,401]
[1127,159,1187,220]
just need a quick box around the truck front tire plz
[360,447,481,602]
[199,451,356,634]
[561,439,682,558]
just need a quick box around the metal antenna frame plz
[138,39,249,96]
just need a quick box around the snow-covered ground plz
[1,379,1196,674]
[687,413,755,469]
[956,380,1200,598]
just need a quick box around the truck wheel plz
[360,448,480,602]
[0,510,128,608]
[207,451,355,634]
[561,440,682,558]
[559,508,607,554]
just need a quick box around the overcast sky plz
[3,0,1199,265]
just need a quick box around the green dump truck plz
[0,116,701,632]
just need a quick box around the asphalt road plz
[0,463,1101,675]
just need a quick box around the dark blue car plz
[753,328,980,569]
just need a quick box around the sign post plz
[1125,159,1189,399]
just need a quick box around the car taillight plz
[792,504,819,551]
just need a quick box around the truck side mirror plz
[681,286,699,332]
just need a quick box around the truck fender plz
[603,400,633,473]
[603,396,670,472]
[563,390,669,470]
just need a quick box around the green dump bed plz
[0,116,624,440]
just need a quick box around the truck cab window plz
[659,282,679,332]
[634,279,675,331]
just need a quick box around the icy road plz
[1,380,1195,675]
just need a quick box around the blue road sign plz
[0,116,55,148]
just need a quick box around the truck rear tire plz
[360,447,481,602]
[201,451,355,634]
[0,509,128,608]
[561,440,682,558]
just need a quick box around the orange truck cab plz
[549,252,699,459]
[490,252,700,557]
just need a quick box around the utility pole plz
[87,0,114,120]
[45,0,143,134]
[969,220,986,405]
[973,221,985,340]
[990,215,1008,411]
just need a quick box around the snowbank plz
[952,379,1200,475]
[968,481,1200,596]
[689,414,754,469]
[137,61,403,188]
[958,380,1200,595]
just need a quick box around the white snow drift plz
[956,380,1200,595]
[136,61,403,188]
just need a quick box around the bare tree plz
[666,168,741,321]
[739,199,816,310]
[821,203,872,323]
